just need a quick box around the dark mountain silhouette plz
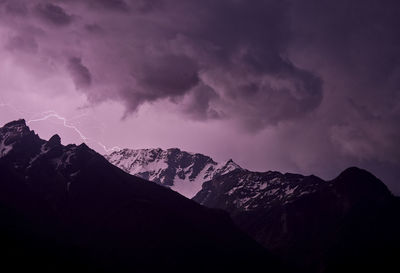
[194,167,400,273]
[0,120,283,273]
[2,119,399,273]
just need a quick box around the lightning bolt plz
[27,111,122,153]
[97,142,123,153]
[27,111,89,141]
[1,96,121,154]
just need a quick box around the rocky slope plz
[105,148,240,198]
[193,169,325,212]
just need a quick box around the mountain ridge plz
[0,119,281,273]
[2,119,399,273]
[105,147,241,198]
[193,164,400,273]
[103,135,400,273]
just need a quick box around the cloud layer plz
[0,0,399,192]
[0,0,325,127]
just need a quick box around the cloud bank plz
[0,0,399,192]
[0,0,325,127]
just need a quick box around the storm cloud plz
[0,0,399,193]
[35,3,73,26]
[67,57,92,89]
[0,0,325,126]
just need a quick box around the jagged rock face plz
[105,148,240,198]
[0,119,44,159]
[0,120,279,273]
[194,167,400,273]
[194,169,325,212]
[0,120,97,205]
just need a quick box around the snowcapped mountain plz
[105,148,241,198]
[105,143,400,272]
[193,169,325,212]
[193,167,400,273]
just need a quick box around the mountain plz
[193,169,325,212]
[193,167,400,273]
[0,120,283,273]
[105,148,241,198]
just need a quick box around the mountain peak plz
[337,166,373,179]
[78,142,89,148]
[333,166,392,199]
[1,119,30,136]
[47,134,61,147]
[225,158,241,168]
[167,147,182,153]
[0,119,38,158]
[3,119,27,128]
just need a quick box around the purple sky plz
[1,0,400,194]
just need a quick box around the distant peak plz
[47,134,61,147]
[1,119,31,141]
[4,119,27,128]
[167,147,182,153]
[337,166,374,180]
[78,142,89,149]
[334,166,392,197]
[224,159,241,168]
[110,148,129,154]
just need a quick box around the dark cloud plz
[230,65,323,130]
[186,0,291,63]
[134,54,199,98]
[118,54,200,113]
[79,0,322,127]
[132,0,163,13]
[67,57,92,90]
[84,24,104,34]
[181,83,221,120]
[89,0,129,12]
[5,35,38,53]
[4,1,28,16]
[35,3,72,26]
[61,0,162,13]
[0,0,322,128]
[91,0,163,13]
[287,1,400,146]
